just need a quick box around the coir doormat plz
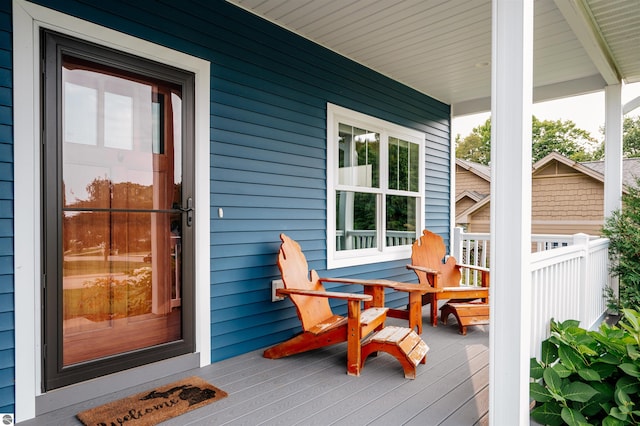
[76,376,227,426]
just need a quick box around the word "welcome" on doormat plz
[76,376,227,426]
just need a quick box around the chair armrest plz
[457,263,490,273]
[457,264,490,288]
[390,282,442,293]
[319,276,400,288]
[276,288,372,302]
[321,276,441,294]
[406,264,440,275]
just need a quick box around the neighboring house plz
[455,159,491,222]
[456,153,640,235]
[4,0,453,420]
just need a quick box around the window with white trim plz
[327,103,425,269]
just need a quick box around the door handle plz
[178,197,193,227]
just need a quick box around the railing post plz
[453,227,463,260]
[573,233,590,326]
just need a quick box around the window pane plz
[338,123,379,188]
[104,92,133,149]
[62,211,182,365]
[62,59,182,210]
[335,191,377,250]
[59,53,186,369]
[386,195,417,246]
[388,137,420,192]
[64,82,97,145]
[152,99,163,154]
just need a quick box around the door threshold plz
[36,353,200,415]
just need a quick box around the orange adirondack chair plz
[263,234,389,376]
[407,229,490,328]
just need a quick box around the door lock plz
[179,197,194,227]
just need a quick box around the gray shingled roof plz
[580,158,640,188]
[458,156,640,188]
[456,158,491,179]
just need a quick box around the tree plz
[455,119,491,164]
[455,116,600,165]
[590,115,640,159]
[623,115,640,158]
[531,116,599,162]
[602,175,640,311]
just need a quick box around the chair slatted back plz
[277,234,334,330]
[411,229,461,288]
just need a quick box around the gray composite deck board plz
[18,318,490,426]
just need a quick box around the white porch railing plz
[529,235,610,359]
[335,230,415,250]
[453,229,611,359]
[452,230,490,286]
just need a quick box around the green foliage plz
[455,116,601,165]
[352,192,376,230]
[531,117,600,163]
[592,116,640,160]
[64,267,153,320]
[622,116,640,158]
[602,177,640,312]
[455,119,492,164]
[530,310,640,425]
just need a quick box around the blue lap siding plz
[0,0,13,414]
[6,0,452,412]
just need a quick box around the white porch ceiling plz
[227,0,640,116]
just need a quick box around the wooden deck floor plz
[19,318,489,425]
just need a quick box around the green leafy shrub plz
[530,309,640,425]
[602,177,640,312]
[64,267,153,321]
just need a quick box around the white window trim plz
[13,0,210,421]
[326,103,425,269]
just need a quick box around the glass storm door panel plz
[43,31,194,390]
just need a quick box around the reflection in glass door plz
[43,31,194,390]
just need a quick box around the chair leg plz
[421,293,438,327]
[347,300,362,376]
[346,300,363,376]
[430,299,438,327]
[407,291,423,335]
[440,303,466,335]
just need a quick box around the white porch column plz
[453,227,464,261]
[604,84,623,217]
[490,1,533,424]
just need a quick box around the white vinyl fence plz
[529,234,610,359]
[453,229,611,359]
